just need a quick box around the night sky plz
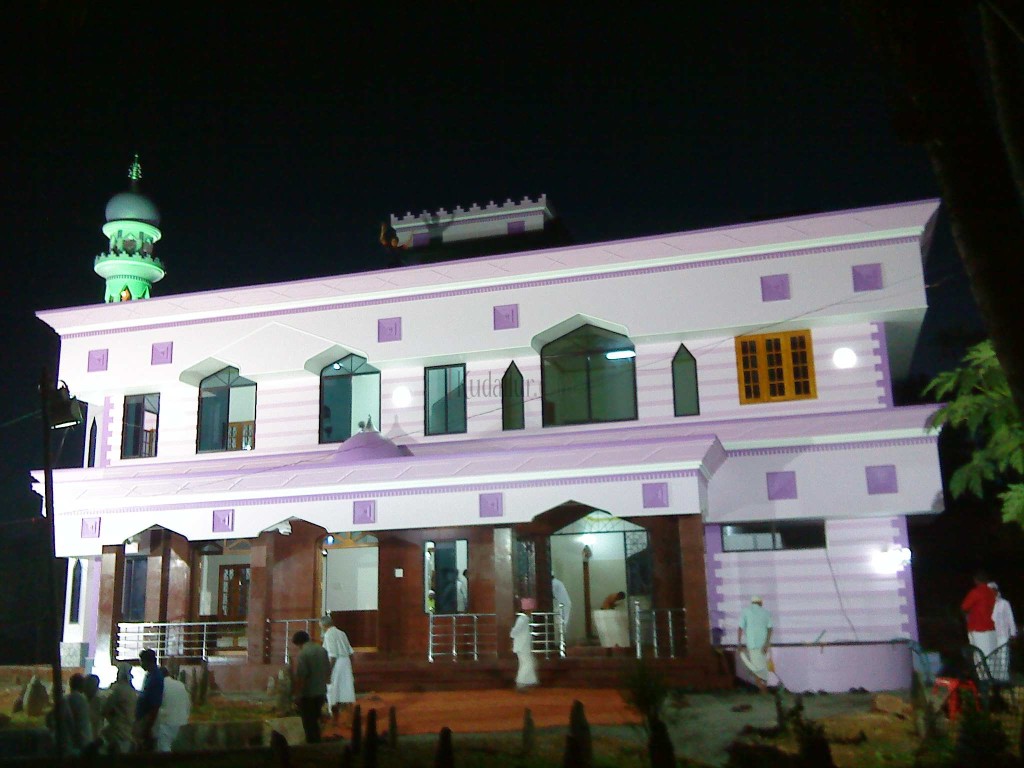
[0,5,990,661]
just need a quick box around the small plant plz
[435,726,454,768]
[568,700,593,767]
[351,703,362,754]
[387,705,398,748]
[954,689,1011,767]
[648,717,676,768]
[522,707,535,757]
[365,708,379,767]
[197,663,210,706]
[621,659,669,734]
[273,667,293,715]
[794,717,835,768]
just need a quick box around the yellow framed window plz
[735,330,817,404]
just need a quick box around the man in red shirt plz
[961,571,997,674]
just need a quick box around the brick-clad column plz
[678,515,713,659]
[94,544,125,667]
[247,532,275,664]
[493,527,515,657]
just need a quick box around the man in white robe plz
[320,615,356,722]
[155,668,191,752]
[551,577,572,641]
[990,582,1017,682]
[511,598,539,689]
[738,595,774,693]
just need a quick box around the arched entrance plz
[513,502,657,649]
[319,532,380,649]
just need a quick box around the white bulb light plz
[392,385,412,408]
[606,350,636,360]
[832,347,857,369]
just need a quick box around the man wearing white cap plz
[990,582,1017,682]
[738,596,773,692]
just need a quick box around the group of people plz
[961,571,1018,680]
[49,649,190,755]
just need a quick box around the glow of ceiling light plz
[872,544,912,574]
[606,350,636,360]
[332,362,342,370]
[580,534,596,546]
[325,534,335,545]
[832,347,857,369]
[392,385,412,408]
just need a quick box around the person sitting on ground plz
[601,591,627,610]
[102,662,137,754]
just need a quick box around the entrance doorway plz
[549,511,652,646]
[218,565,250,620]
[321,533,379,648]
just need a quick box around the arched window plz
[541,324,637,427]
[68,560,83,624]
[672,344,700,417]
[501,362,525,430]
[197,367,257,452]
[320,355,381,443]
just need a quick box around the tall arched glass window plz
[320,355,381,443]
[541,325,637,427]
[197,367,257,452]
[672,344,700,417]
[501,362,525,430]
[87,419,97,468]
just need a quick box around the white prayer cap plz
[751,595,763,604]
[989,582,999,592]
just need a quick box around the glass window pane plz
[198,386,229,451]
[446,366,466,433]
[672,345,699,417]
[502,363,525,430]
[425,368,449,435]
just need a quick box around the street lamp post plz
[39,369,83,761]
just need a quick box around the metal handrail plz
[266,617,319,664]
[632,601,687,659]
[427,613,499,662]
[116,620,248,661]
[530,610,567,659]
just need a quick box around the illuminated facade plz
[37,193,943,692]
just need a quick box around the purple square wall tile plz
[866,464,898,495]
[87,349,109,372]
[766,471,798,500]
[151,341,174,365]
[507,220,526,235]
[378,317,402,343]
[493,304,519,330]
[81,517,101,538]
[479,492,504,518]
[852,263,884,292]
[642,482,669,509]
[212,509,235,533]
[353,500,377,524]
[760,274,791,302]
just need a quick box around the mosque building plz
[36,159,943,692]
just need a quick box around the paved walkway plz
[322,687,641,738]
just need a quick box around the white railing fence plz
[632,601,687,659]
[116,621,247,661]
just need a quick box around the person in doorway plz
[291,630,330,743]
[457,570,469,612]
[990,582,1017,682]
[601,591,627,610]
[101,662,137,754]
[155,667,191,752]
[962,571,998,677]
[511,598,539,690]
[738,596,774,693]
[134,649,164,752]
[551,577,572,634]
[320,615,356,724]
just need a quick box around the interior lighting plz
[832,348,857,369]
[605,350,636,360]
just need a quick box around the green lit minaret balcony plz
[94,155,167,302]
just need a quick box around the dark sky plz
[0,4,986,659]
